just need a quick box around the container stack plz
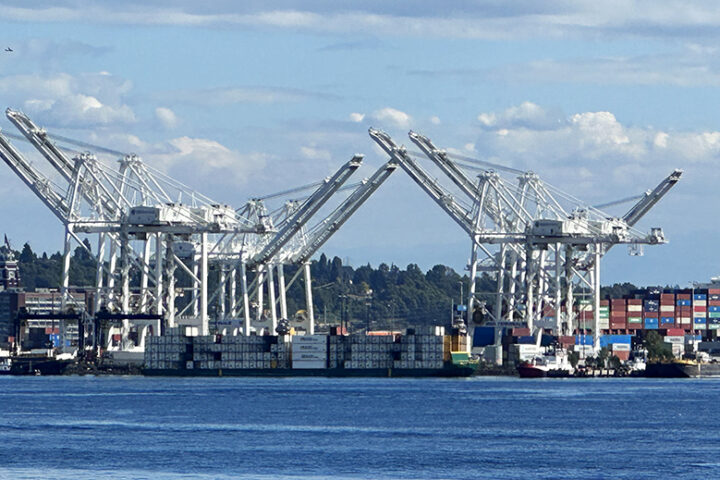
[599,334,632,361]
[394,327,444,369]
[709,289,720,330]
[192,334,290,369]
[627,299,643,330]
[328,333,349,369]
[610,299,627,330]
[144,327,192,370]
[664,328,685,356]
[693,292,707,331]
[291,335,327,369]
[659,293,675,329]
[346,334,395,369]
[676,293,692,330]
[573,334,593,356]
[643,297,659,329]
[598,300,610,331]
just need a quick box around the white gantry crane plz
[0,108,396,354]
[0,109,264,352]
[370,127,681,356]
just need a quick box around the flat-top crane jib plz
[369,128,475,236]
[622,169,683,227]
[251,154,363,266]
[292,159,398,264]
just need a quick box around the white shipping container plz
[292,335,327,345]
[293,352,326,361]
[292,360,326,369]
[611,343,631,352]
[664,336,685,344]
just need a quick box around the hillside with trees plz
[10,242,657,330]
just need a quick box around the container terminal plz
[0,106,708,377]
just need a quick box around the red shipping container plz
[627,299,643,305]
[610,321,627,329]
[666,328,685,336]
[611,299,627,305]
[600,300,610,306]
[611,311,627,317]
[44,327,52,334]
[710,300,720,307]
[694,306,707,312]
[627,323,642,330]
[677,294,691,300]
[643,311,659,318]
[512,328,530,336]
[613,350,630,361]
[709,289,720,295]
[660,294,675,301]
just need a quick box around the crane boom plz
[0,130,69,221]
[6,109,123,218]
[251,155,363,265]
[369,128,475,235]
[622,169,683,227]
[292,160,398,264]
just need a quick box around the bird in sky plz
[4,47,12,52]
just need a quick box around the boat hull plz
[8,357,72,375]
[142,365,475,378]
[645,362,720,378]
[517,365,547,378]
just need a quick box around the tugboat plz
[517,351,574,378]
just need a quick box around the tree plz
[568,351,580,369]
[644,331,674,361]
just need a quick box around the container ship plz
[142,326,475,378]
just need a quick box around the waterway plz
[0,376,717,479]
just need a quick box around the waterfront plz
[1,376,719,479]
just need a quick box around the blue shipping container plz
[472,327,495,347]
[599,334,632,347]
[644,319,659,329]
[575,334,593,346]
[676,300,691,306]
[517,336,535,345]
[710,306,720,313]
[694,294,708,300]
[660,317,675,323]
[694,317,707,323]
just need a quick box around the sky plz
[0,1,719,287]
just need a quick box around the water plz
[0,376,718,480]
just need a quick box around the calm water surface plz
[0,376,717,479]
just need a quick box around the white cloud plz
[165,86,330,106]
[300,145,332,161]
[430,116,441,125]
[372,107,411,129]
[6,3,720,41]
[0,72,135,128]
[155,107,178,129]
[148,136,268,185]
[349,112,365,122]
[478,102,563,130]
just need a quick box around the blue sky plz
[0,1,719,287]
